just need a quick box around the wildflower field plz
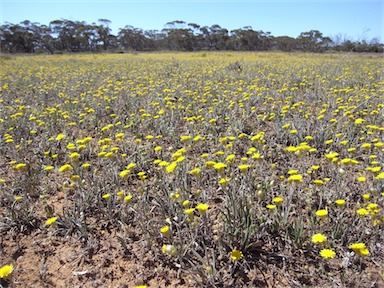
[0,52,383,287]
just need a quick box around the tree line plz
[1,19,382,54]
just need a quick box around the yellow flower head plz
[349,242,370,257]
[287,174,303,183]
[13,163,27,171]
[189,167,201,177]
[213,162,227,171]
[166,161,178,173]
[311,233,327,244]
[356,208,369,216]
[195,203,209,215]
[180,135,192,142]
[137,171,147,179]
[357,176,366,182]
[81,163,91,169]
[348,242,366,251]
[226,154,236,163]
[70,152,80,160]
[313,179,324,186]
[218,177,230,187]
[358,248,370,257]
[14,195,23,201]
[325,152,339,160]
[126,163,136,170]
[184,208,195,217]
[375,172,384,180]
[266,204,276,211]
[44,165,54,172]
[119,169,131,179]
[45,216,58,226]
[272,197,284,206]
[229,249,244,261]
[282,123,291,129]
[59,164,73,173]
[205,161,216,168]
[160,225,171,238]
[117,191,124,198]
[287,169,299,175]
[319,249,336,259]
[238,164,251,172]
[201,153,209,159]
[315,209,328,219]
[124,195,133,204]
[366,203,380,214]
[182,200,190,207]
[335,199,346,207]
[0,263,13,279]
[176,156,185,163]
[55,133,65,141]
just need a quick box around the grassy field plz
[0,52,383,287]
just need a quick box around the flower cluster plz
[0,52,383,286]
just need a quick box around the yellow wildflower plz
[126,163,136,170]
[311,233,327,244]
[13,163,27,171]
[81,163,91,169]
[335,199,346,207]
[287,174,303,183]
[273,197,284,206]
[213,162,227,172]
[44,165,54,172]
[313,179,324,186]
[315,209,328,219]
[319,249,336,259]
[160,225,171,238]
[0,263,13,279]
[205,161,216,168]
[184,208,195,218]
[357,176,366,182]
[123,195,133,204]
[225,154,236,163]
[229,249,243,261]
[238,164,251,172]
[218,177,230,187]
[119,169,131,179]
[195,203,209,215]
[137,171,147,179]
[14,196,23,201]
[55,133,65,141]
[59,164,73,173]
[189,167,201,177]
[166,162,177,173]
[45,216,58,226]
[349,242,370,257]
[70,152,80,160]
[182,200,190,207]
[356,208,369,216]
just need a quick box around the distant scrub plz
[1,19,382,54]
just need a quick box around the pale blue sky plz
[1,0,383,41]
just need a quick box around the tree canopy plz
[1,19,382,53]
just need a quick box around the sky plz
[0,0,383,42]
